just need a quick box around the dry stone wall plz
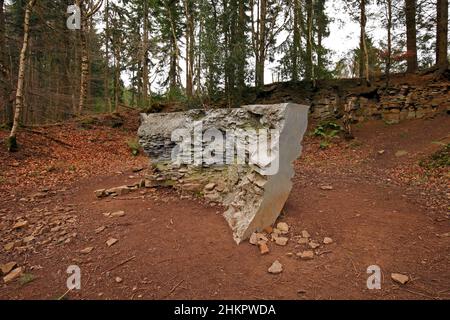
[310,83,449,124]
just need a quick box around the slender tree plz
[0,0,12,126]
[8,0,37,151]
[360,0,370,85]
[405,0,417,73]
[436,0,448,70]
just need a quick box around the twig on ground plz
[106,256,136,273]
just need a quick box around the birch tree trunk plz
[8,0,37,151]
[77,0,89,115]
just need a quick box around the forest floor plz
[0,110,449,300]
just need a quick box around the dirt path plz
[0,114,449,300]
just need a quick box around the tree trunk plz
[114,46,120,111]
[360,0,370,85]
[386,0,392,84]
[305,0,313,81]
[104,0,112,112]
[9,0,37,151]
[292,0,301,82]
[237,0,246,89]
[142,0,150,105]
[436,0,449,70]
[255,0,266,88]
[0,0,12,126]
[405,0,417,73]
[184,0,195,98]
[167,3,180,91]
[76,0,89,115]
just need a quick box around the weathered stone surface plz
[1,262,17,276]
[138,104,309,243]
[3,267,23,283]
[391,273,409,285]
[106,238,118,247]
[268,260,283,274]
[258,242,270,255]
[297,251,314,260]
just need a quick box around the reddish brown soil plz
[0,113,449,300]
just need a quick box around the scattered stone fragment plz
[111,210,126,218]
[272,228,282,235]
[301,230,311,239]
[12,220,28,230]
[106,186,131,196]
[250,233,269,245]
[258,242,270,255]
[102,212,111,218]
[204,183,216,192]
[297,251,314,260]
[286,252,294,257]
[268,260,283,274]
[106,238,119,247]
[4,242,15,251]
[391,273,409,285]
[3,267,23,283]
[1,262,17,276]
[80,247,94,254]
[277,222,289,234]
[132,167,145,173]
[275,237,289,246]
[309,241,320,249]
[249,233,259,245]
[115,277,123,284]
[23,236,35,243]
[320,185,334,191]
[378,150,386,155]
[94,189,107,198]
[297,238,309,245]
[323,237,334,245]
[95,226,106,234]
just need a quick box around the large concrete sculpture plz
[138,103,309,243]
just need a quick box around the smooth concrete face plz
[138,103,310,244]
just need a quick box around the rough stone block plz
[138,103,309,243]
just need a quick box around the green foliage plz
[313,122,342,138]
[319,141,330,150]
[313,122,343,149]
[127,138,141,156]
[19,273,35,286]
[420,144,450,169]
